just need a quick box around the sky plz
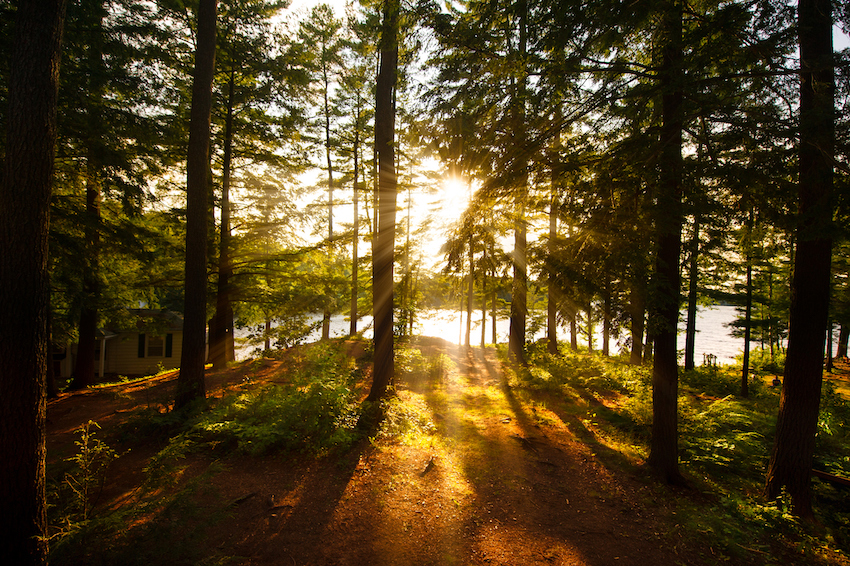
[836,25,850,50]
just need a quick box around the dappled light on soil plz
[45,340,850,565]
[43,339,693,565]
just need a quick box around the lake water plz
[237,305,755,365]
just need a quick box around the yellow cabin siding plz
[98,332,184,376]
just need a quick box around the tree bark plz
[466,237,474,349]
[603,277,611,357]
[648,0,685,485]
[826,320,834,373]
[71,175,101,387]
[481,257,488,348]
[742,235,753,397]
[683,214,700,371]
[0,1,66,562]
[508,0,528,366]
[491,252,498,345]
[630,185,650,366]
[764,0,834,518]
[47,303,60,399]
[176,0,217,409]
[570,314,578,351]
[630,282,646,365]
[210,67,236,370]
[366,0,399,403]
[322,50,335,341]
[350,125,360,337]
[71,1,107,389]
[548,188,559,355]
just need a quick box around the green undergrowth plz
[504,343,850,565]
[48,340,366,564]
[121,341,363,457]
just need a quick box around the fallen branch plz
[228,491,257,507]
[420,456,436,476]
[812,469,850,488]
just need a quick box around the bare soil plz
[46,339,847,566]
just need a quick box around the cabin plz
[56,309,187,380]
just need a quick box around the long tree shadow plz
[224,439,380,565]
[435,346,697,566]
[523,381,648,480]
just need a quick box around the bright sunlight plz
[436,175,473,227]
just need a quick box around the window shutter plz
[138,333,146,358]
[165,333,173,358]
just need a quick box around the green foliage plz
[61,421,119,521]
[124,341,362,461]
[681,364,768,399]
[47,420,121,561]
[375,395,439,441]
[50,459,227,566]
[677,393,774,486]
[396,345,427,377]
[50,342,364,564]
[533,349,646,395]
[514,347,850,561]
[189,380,360,455]
[396,344,454,385]
[815,381,850,476]
[736,346,786,375]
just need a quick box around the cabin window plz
[138,333,173,358]
[147,336,164,357]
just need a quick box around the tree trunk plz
[71,169,101,387]
[508,0,528,365]
[648,0,685,485]
[630,282,646,365]
[0,1,65,562]
[458,294,464,345]
[366,0,399,403]
[764,0,834,518]
[403,184,413,338]
[768,270,776,361]
[509,204,527,363]
[742,237,753,397]
[481,267,487,348]
[683,214,700,371]
[826,320,834,373]
[211,68,236,370]
[322,50,335,342]
[548,189,559,355]
[47,304,59,399]
[491,263,498,345]
[838,324,848,359]
[603,277,611,357]
[176,0,217,409]
[742,258,754,395]
[71,2,107,388]
[350,126,360,337]
[566,312,575,351]
[631,184,650,366]
[466,238,474,349]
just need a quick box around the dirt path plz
[202,340,700,566]
[48,339,704,566]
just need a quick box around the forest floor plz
[46,338,850,566]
